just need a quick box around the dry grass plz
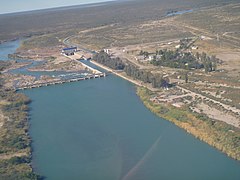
[72,17,193,50]
[137,87,240,160]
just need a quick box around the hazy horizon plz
[0,0,116,14]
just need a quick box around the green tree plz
[184,71,188,83]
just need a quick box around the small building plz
[104,49,110,54]
[191,46,198,50]
[148,55,154,61]
[62,47,77,56]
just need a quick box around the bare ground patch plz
[193,102,240,128]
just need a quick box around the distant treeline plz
[94,51,169,88]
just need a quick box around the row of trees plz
[196,52,218,72]
[93,51,125,70]
[124,63,169,88]
[125,64,152,83]
[94,51,169,88]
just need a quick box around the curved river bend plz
[1,40,240,180]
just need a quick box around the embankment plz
[91,60,240,161]
[91,60,144,87]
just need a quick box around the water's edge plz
[1,39,240,180]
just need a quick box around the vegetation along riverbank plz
[0,61,42,179]
[137,87,240,161]
[93,52,240,161]
[1,0,240,178]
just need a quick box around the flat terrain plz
[2,0,239,137]
[1,0,239,42]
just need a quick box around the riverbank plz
[0,41,105,179]
[24,64,240,179]
[138,87,240,161]
[0,67,41,179]
[91,60,157,91]
[0,47,40,179]
[2,41,238,179]
[91,60,141,86]
[91,60,240,161]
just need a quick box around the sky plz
[0,0,114,14]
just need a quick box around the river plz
[1,40,240,180]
